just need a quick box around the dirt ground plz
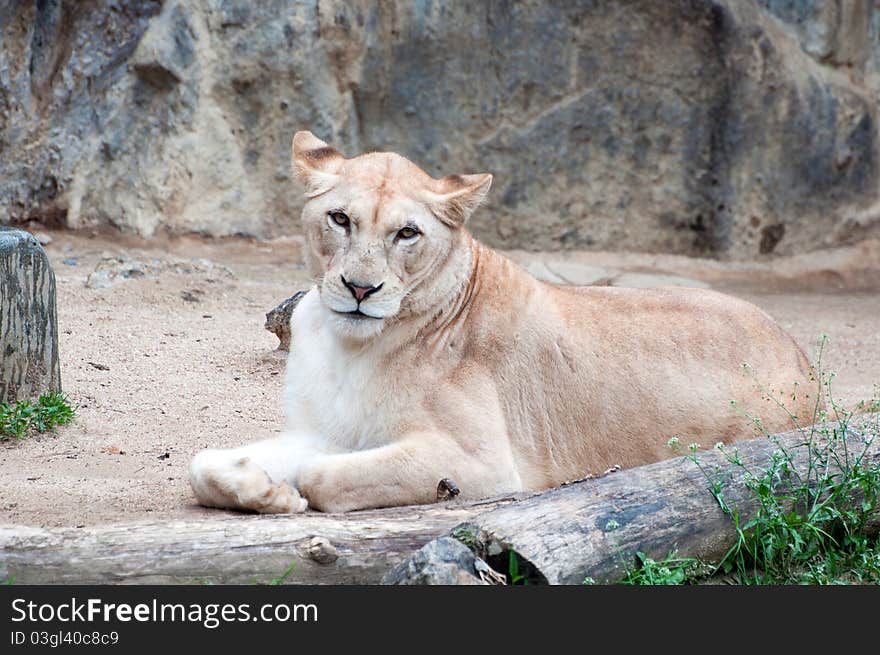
[1,232,878,528]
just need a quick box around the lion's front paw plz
[190,451,308,514]
[261,480,309,514]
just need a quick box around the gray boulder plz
[382,537,484,585]
[1,1,878,258]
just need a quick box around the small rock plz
[265,290,308,351]
[33,231,53,246]
[86,255,234,289]
[382,537,485,585]
[158,452,170,460]
[180,289,202,303]
[88,362,110,371]
[86,256,145,289]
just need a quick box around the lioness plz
[189,131,817,513]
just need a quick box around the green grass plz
[249,561,297,586]
[621,551,712,585]
[699,403,880,584]
[0,393,76,439]
[508,551,528,585]
[200,561,298,586]
[266,561,297,585]
[621,335,880,585]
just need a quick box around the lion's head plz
[292,131,492,340]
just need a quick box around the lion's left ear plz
[425,173,493,226]
[291,131,345,197]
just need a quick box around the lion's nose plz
[341,275,383,302]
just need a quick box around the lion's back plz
[463,259,819,484]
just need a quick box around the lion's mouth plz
[333,308,381,320]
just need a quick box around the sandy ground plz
[1,232,878,528]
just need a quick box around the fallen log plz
[0,497,520,584]
[416,417,880,585]
[1,419,876,585]
[0,227,61,403]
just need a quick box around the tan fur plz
[189,132,820,513]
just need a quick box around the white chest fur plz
[283,289,396,451]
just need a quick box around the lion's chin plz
[326,310,388,341]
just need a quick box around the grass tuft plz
[623,335,880,585]
[621,551,712,586]
[698,406,880,585]
[0,393,76,440]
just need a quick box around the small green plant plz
[621,551,711,585]
[251,561,297,586]
[508,551,528,585]
[679,335,880,585]
[0,393,75,439]
[451,525,477,549]
[268,561,297,585]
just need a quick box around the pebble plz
[33,231,53,246]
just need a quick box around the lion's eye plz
[328,211,350,228]
[397,226,419,240]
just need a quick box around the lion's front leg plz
[297,435,520,513]
[189,435,320,513]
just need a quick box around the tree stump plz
[0,227,61,403]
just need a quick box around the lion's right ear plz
[424,173,493,226]
[291,131,344,197]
